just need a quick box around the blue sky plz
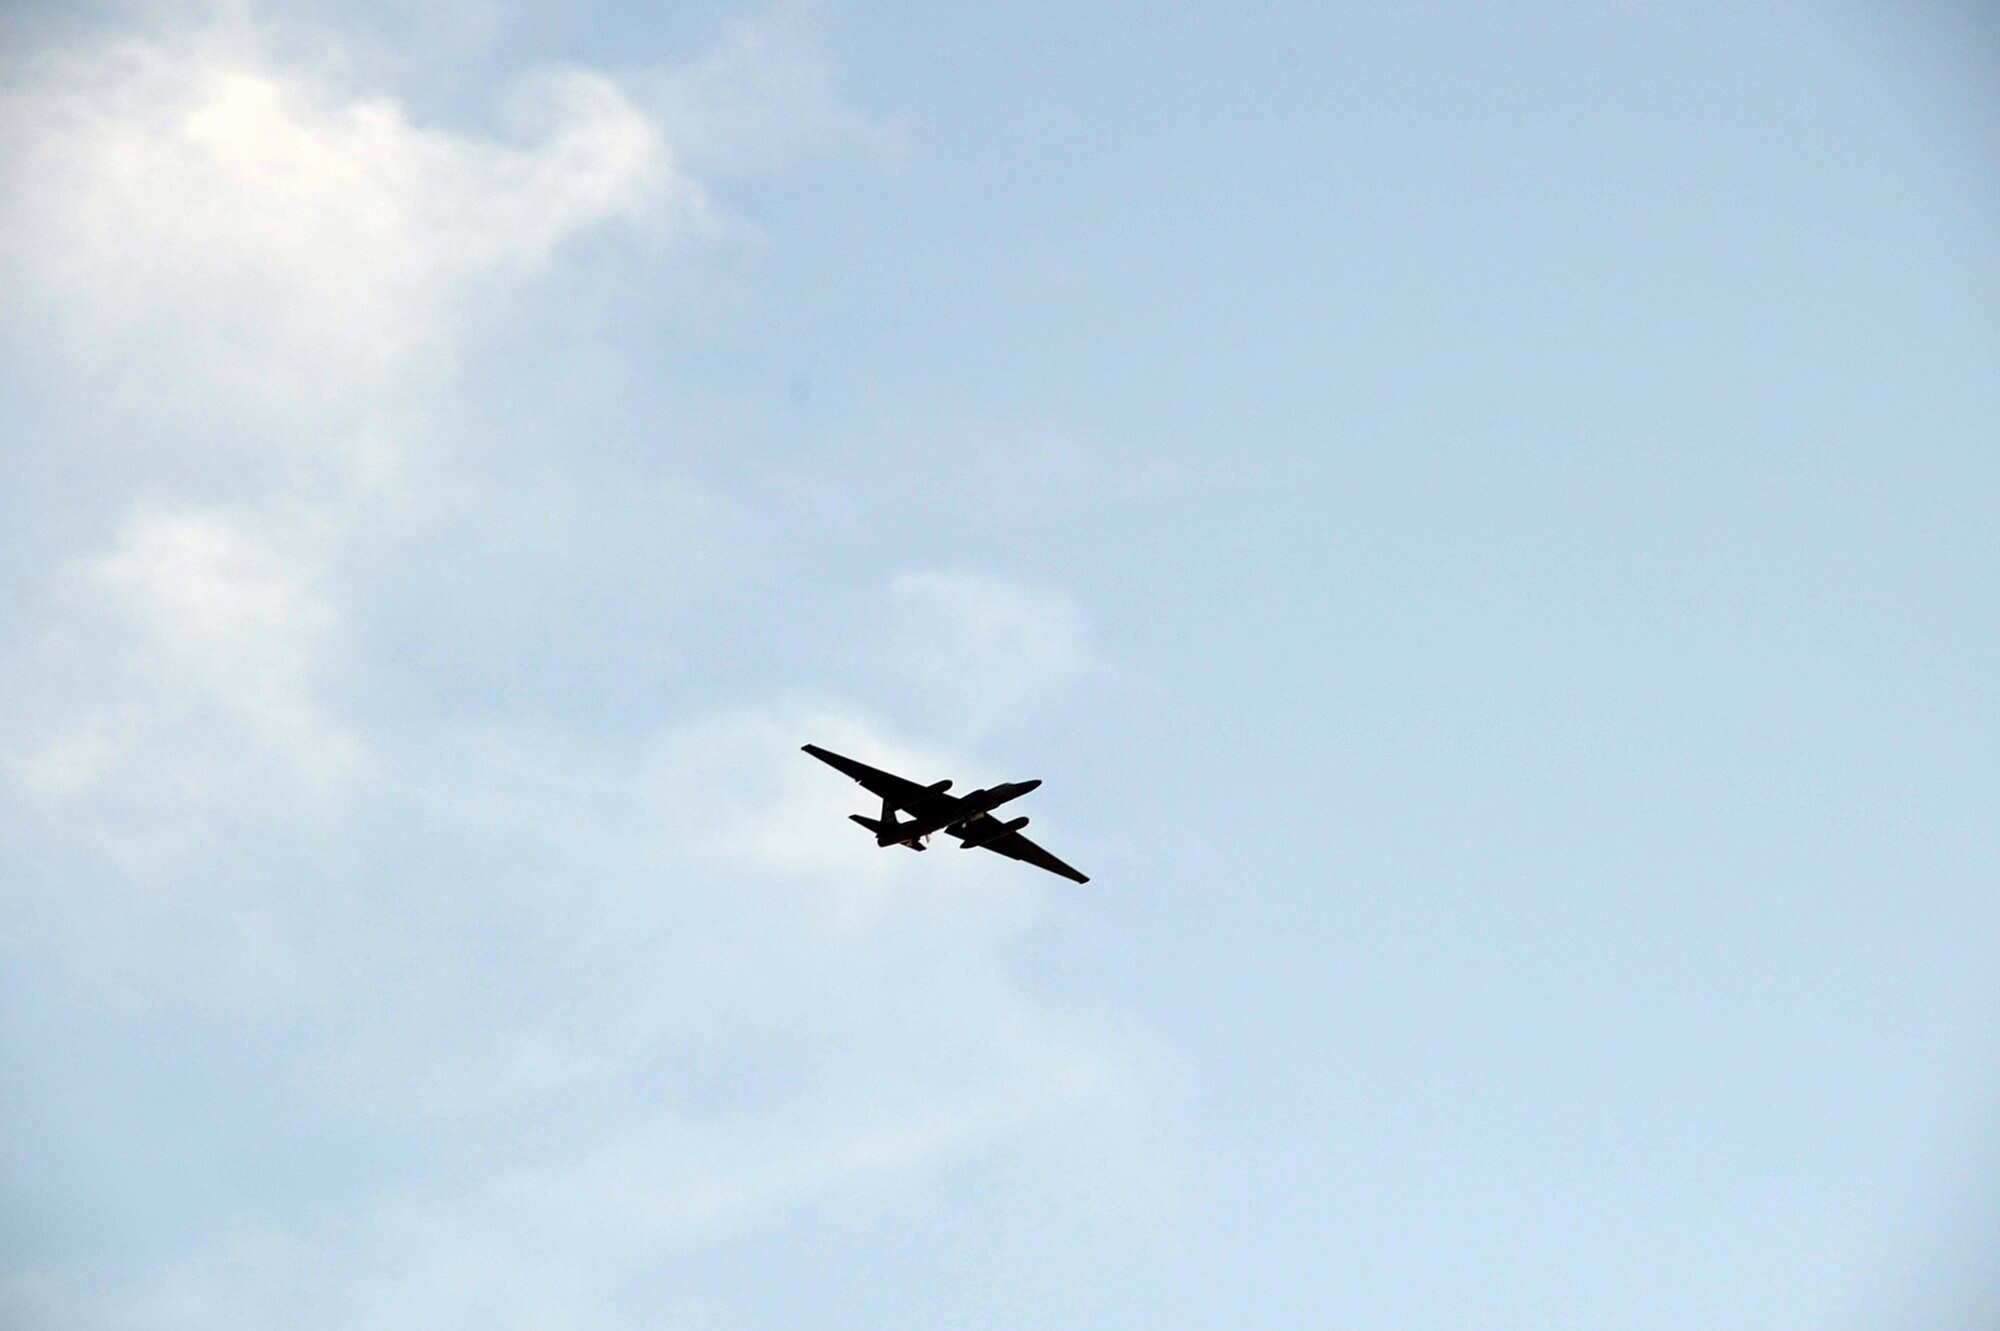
[3,1,2000,1326]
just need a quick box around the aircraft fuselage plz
[877,779,1040,846]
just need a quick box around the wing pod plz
[961,816,1028,849]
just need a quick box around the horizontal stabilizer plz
[852,812,925,850]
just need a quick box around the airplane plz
[802,743,1089,884]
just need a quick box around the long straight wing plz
[950,812,1090,884]
[801,744,958,819]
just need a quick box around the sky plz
[3,0,2000,1326]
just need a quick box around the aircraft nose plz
[1019,779,1042,793]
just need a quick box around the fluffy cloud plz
[0,9,1162,1325]
[0,5,709,818]
[92,505,358,786]
[0,29,688,437]
[0,9,695,948]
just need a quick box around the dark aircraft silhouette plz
[802,743,1089,883]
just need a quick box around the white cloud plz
[0,30,690,440]
[92,504,359,787]
[14,723,117,799]
[0,10,715,819]
[0,9,1165,1326]
[0,11,716,816]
